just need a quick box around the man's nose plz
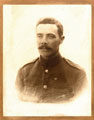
[42,36,47,44]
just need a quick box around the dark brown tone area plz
[16,55,87,103]
[0,0,94,120]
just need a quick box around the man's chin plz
[40,52,58,59]
[40,54,51,59]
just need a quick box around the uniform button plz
[54,77,58,80]
[43,85,47,89]
[45,69,48,73]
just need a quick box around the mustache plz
[38,45,52,50]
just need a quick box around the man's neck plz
[39,51,62,68]
[41,51,60,60]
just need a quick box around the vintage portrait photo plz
[3,5,91,116]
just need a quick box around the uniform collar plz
[39,52,62,68]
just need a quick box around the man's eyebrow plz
[36,33,56,36]
[47,33,56,37]
[47,33,55,35]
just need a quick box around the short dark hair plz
[36,17,63,37]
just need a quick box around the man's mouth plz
[40,47,49,52]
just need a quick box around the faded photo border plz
[0,0,94,120]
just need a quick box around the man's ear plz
[60,35,65,44]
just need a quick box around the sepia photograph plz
[3,5,91,116]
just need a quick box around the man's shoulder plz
[19,57,39,72]
[63,57,84,72]
[23,57,39,68]
[62,57,87,79]
[62,58,87,95]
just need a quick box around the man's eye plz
[37,34,43,38]
[47,34,56,39]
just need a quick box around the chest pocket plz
[48,73,67,89]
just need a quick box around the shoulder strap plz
[63,58,82,70]
[22,57,39,68]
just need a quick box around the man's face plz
[36,24,63,59]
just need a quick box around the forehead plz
[36,24,58,34]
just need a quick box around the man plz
[16,17,87,103]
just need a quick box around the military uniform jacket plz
[16,53,86,103]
